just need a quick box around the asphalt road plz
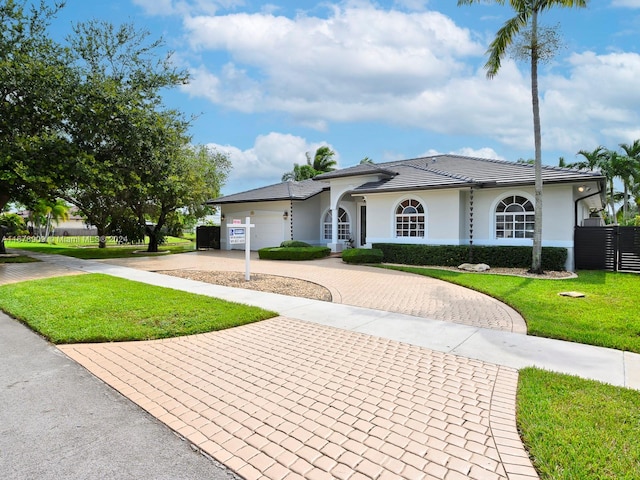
[0,312,241,480]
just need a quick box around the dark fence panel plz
[575,226,640,272]
[196,226,220,250]
[618,227,640,272]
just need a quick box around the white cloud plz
[541,51,640,151]
[208,133,339,193]
[148,1,640,166]
[611,0,640,8]
[181,4,484,124]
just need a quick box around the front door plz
[358,204,367,247]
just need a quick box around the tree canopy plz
[0,1,232,250]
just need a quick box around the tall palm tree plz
[458,0,588,273]
[619,140,640,223]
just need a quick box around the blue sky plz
[47,0,640,194]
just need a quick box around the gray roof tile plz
[208,179,327,204]
[210,155,605,203]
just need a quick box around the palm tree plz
[458,0,588,273]
[282,146,336,181]
[29,198,70,241]
[619,140,640,223]
[598,150,627,224]
[307,146,337,173]
[574,145,608,171]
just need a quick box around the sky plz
[47,0,640,195]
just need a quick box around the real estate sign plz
[229,227,246,245]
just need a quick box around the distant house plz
[17,207,97,237]
[208,154,605,269]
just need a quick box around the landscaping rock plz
[458,263,491,272]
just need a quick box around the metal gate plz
[196,226,220,249]
[574,226,640,272]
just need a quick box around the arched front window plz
[395,199,425,237]
[495,195,534,239]
[323,208,350,241]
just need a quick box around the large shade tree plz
[0,0,77,252]
[458,0,588,273]
[60,20,191,248]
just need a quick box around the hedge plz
[372,243,567,271]
[258,246,331,261]
[280,240,312,247]
[341,248,383,264]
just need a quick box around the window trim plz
[395,198,426,238]
[323,207,351,241]
[494,194,535,240]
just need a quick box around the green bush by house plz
[373,243,567,271]
[342,248,383,264]
[258,246,331,260]
[280,240,312,247]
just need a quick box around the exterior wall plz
[470,185,573,248]
[220,201,290,250]
[365,190,463,245]
[220,181,597,268]
[292,195,324,245]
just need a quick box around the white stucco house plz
[209,154,605,269]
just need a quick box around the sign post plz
[227,217,255,280]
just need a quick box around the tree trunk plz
[96,226,107,249]
[530,10,543,274]
[146,211,167,253]
[146,225,160,253]
[0,226,8,254]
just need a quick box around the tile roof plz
[208,179,327,204]
[315,154,606,193]
[210,154,606,204]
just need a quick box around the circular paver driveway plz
[103,251,527,334]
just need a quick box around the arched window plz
[395,199,425,237]
[323,208,350,241]
[495,195,534,239]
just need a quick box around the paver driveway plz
[60,319,535,480]
[102,251,527,333]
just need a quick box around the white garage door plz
[229,212,285,251]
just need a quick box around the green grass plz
[382,266,640,353]
[0,274,277,343]
[6,239,195,259]
[518,368,640,479]
[0,255,39,263]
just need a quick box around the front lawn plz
[518,368,640,479]
[382,266,640,353]
[0,274,277,343]
[6,238,195,259]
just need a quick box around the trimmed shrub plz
[280,240,312,248]
[342,248,383,264]
[258,246,331,261]
[372,243,567,271]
